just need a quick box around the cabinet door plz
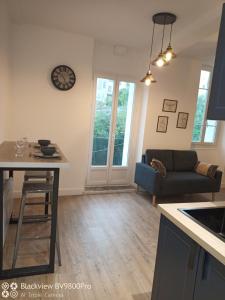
[207,4,225,120]
[151,216,200,300]
[194,249,225,300]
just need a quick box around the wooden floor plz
[1,191,224,300]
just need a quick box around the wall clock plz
[51,65,76,91]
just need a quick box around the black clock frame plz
[51,65,76,91]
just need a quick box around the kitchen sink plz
[179,207,225,242]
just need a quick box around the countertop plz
[158,201,225,266]
[0,141,69,168]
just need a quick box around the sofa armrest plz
[141,154,146,163]
[215,170,223,191]
[134,163,161,194]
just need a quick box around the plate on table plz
[33,152,61,159]
[32,143,56,149]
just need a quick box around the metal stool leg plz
[45,175,51,216]
[50,189,61,267]
[56,226,61,266]
[12,192,27,269]
[45,193,49,215]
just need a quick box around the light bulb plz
[165,51,172,62]
[163,44,176,62]
[140,70,156,85]
[156,57,165,67]
[145,78,151,86]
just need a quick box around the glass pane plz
[192,89,208,142]
[199,70,211,89]
[206,120,217,126]
[113,81,135,166]
[92,78,114,166]
[204,120,217,143]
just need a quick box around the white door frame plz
[86,73,137,186]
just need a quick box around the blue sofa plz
[134,149,222,205]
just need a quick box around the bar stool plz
[12,180,61,268]
[24,171,52,215]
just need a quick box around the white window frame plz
[192,67,219,147]
[88,73,137,169]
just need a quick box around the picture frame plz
[176,112,189,129]
[156,116,169,133]
[162,99,178,113]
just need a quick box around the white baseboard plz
[13,187,84,198]
[84,188,136,195]
[59,188,84,196]
[221,183,225,189]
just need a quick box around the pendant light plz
[163,24,176,62]
[152,21,167,67]
[140,22,157,86]
[152,12,177,68]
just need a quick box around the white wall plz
[0,0,11,143]
[94,41,147,79]
[9,24,94,194]
[143,57,201,150]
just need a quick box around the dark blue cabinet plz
[151,215,225,300]
[151,216,200,300]
[207,4,225,120]
[194,249,225,300]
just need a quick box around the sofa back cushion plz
[146,149,173,171]
[173,150,198,171]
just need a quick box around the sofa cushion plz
[173,150,198,171]
[195,161,218,179]
[146,150,173,171]
[161,171,218,195]
[150,159,167,177]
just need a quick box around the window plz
[192,69,218,144]
[91,77,135,167]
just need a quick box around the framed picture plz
[156,116,169,133]
[162,99,178,113]
[177,112,189,129]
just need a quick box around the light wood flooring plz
[1,191,224,300]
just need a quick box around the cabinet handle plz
[202,252,210,280]
[188,244,197,270]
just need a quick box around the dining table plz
[0,141,69,279]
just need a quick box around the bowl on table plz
[38,139,51,147]
[41,146,56,156]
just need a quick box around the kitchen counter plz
[158,201,225,266]
[0,141,69,168]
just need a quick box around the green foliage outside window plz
[92,87,129,165]
[192,91,207,142]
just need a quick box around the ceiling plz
[7,0,225,63]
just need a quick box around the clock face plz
[51,65,76,91]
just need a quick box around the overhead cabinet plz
[207,4,225,120]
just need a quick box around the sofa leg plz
[137,185,140,192]
[152,195,157,207]
[212,192,215,201]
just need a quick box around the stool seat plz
[23,182,53,193]
[24,171,52,181]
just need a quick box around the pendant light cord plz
[148,22,155,70]
[169,24,173,45]
[160,16,166,52]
